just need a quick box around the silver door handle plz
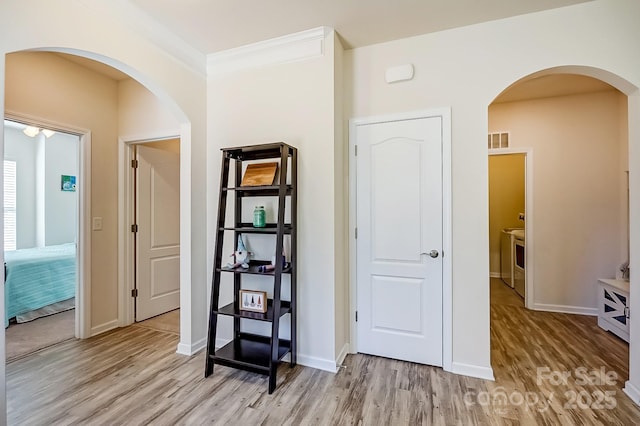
[421,250,439,258]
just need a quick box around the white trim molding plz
[451,362,495,381]
[533,303,598,316]
[624,381,640,406]
[207,27,331,76]
[90,320,119,337]
[336,343,350,368]
[177,337,207,356]
[297,353,339,374]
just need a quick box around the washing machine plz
[500,228,523,288]
[513,230,525,298]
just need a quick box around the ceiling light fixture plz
[23,126,40,137]
[22,126,56,138]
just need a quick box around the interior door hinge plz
[355,311,358,322]
[355,145,358,156]
[625,306,630,319]
[131,224,138,233]
[131,288,138,298]
[131,159,139,168]
[355,228,358,239]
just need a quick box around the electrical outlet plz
[92,217,103,231]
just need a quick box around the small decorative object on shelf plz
[241,162,278,186]
[253,205,266,228]
[226,234,251,269]
[240,290,268,313]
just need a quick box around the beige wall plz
[488,154,525,275]
[1,0,208,372]
[119,79,181,137]
[5,52,120,329]
[490,89,628,310]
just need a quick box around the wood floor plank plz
[7,280,640,425]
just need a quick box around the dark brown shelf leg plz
[205,152,230,377]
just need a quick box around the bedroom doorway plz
[3,118,82,361]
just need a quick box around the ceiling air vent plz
[488,132,509,149]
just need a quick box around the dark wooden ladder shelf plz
[205,142,297,394]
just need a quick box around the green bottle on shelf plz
[253,205,266,228]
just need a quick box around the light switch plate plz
[92,217,103,231]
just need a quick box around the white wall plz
[207,29,343,371]
[345,0,640,378]
[3,127,37,248]
[45,132,79,246]
[333,32,349,363]
[490,90,627,312]
[4,127,79,247]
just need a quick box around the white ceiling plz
[127,0,591,54]
[55,0,612,103]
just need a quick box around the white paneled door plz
[356,116,443,366]
[136,142,180,321]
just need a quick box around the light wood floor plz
[7,281,640,425]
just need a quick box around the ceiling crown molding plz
[79,0,206,78]
[207,27,332,77]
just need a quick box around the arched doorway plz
[487,65,640,404]
[2,49,192,341]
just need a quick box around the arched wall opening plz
[487,64,640,403]
[1,48,193,344]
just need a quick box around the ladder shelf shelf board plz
[220,224,293,234]
[223,185,294,196]
[211,333,292,373]
[205,142,297,394]
[215,300,292,322]
[218,260,292,275]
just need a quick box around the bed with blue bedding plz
[4,243,76,327]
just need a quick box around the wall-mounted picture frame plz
[239,289,267,313]
[61,175,76,192]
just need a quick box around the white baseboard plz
[297,353,339,373]
[489,272,502,279]
[624,381,640,406]
[176,337,207,356]
[336,343,350,367]
[450,362,495,381]
[90,320,119,336]
[533,303,598,316]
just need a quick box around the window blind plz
[4,160,17,251]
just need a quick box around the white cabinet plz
[597,279,630,342]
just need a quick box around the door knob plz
[421,250,439,258]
